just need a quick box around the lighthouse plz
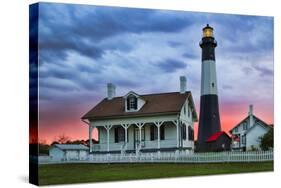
[197,24,222,152]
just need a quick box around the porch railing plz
[92,139,177,152]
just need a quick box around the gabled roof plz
[53,144,89,150]
[245,120,273,134]
[123,91,141,99]
[229,115,272,133]
[206,131,230,142]
[229,116,248,133]
[82,91,198,121]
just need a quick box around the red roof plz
[207,131,227,142]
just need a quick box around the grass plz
[39,162,273,185]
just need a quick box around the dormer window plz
[124,91,146,112]
[127,95,137,111]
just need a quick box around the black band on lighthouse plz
[200,37,217,61]
[197,95,221,148]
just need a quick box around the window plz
[183,105,186,115]
[188,107,191,117]
[242,135,246,145]
[188,126,194,141]
[129,97,135,109]
[150,125,165,140]
[114,127,125,143]
[182,124,186,140]
[243,122,247,130]
[126,95,137,110]
[150,126,158,140]
[160,125,165,140]
[211,82,215,87]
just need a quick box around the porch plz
[88,116,194,153]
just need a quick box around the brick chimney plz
[107,83,116,100]
[180,76,187,94]
[248,104,254,127]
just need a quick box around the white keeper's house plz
[229,105,273,151]
[82,76,198,154]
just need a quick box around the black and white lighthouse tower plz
[197,24,222,152]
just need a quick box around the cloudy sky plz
[34,3,273,144]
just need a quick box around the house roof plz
[206,131,230,142]
[123,91,141,99]
[82,91,198,121]
[245,121,273,134]
[229,115,272,133]
[53,144,89,150]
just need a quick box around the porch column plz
[105,125,112,152]
[121,124,130,150]
[157,126,160,149]
[125,127,128,144]
[173,120,179,148]
[89,126,93,152]
[154,121,163,150]
[136,123,144,149]
[107,128,109,152]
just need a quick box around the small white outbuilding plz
[49,144,89,161]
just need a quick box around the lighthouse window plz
[212,83,215,87]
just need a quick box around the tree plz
[54,134,71,144]
[260,128,273,150]
[51,141,59,145]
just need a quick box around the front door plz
[134,127,145,149]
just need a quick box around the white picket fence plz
[38,151,273,164]
[88,151,273,163]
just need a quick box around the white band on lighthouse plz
[201,60,218,96]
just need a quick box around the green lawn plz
[39,162,273,185]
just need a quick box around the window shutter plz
[150,126,154,140]
[160,126,165,140]
[126,98,130,110]
[182,124,186,140]
[127,129,129,142]
[114,128,118,143]
[188,126,191,140]
[134,97,138,109]
[119,128,125,142]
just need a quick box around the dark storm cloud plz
[168,41,183,48]
[39,36,104,62]
[38,3,192,63]
[182,52,198,59]
[114,79,144,89]
[211,14,273,55]
[253,65,273,77]
[157,59,187,73]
